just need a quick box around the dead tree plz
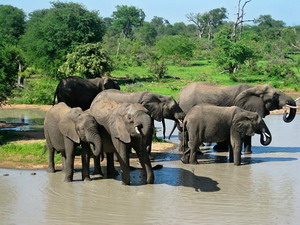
[232,0,253,42]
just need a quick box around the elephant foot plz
[47,167,55,173]
[92,168,104,176]
[83,176,92,182]
[64,178,73,182]
[244,149,252,154]
[147,176,154,184]
[181,155,190,164]
[107,168,119,178]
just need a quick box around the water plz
[0,109,300,224]
[0,108,45,131]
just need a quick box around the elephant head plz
[233,109,272,146]
[234,84,297,123]
[90,77,120,92]
[140,93,185,138]
[58,108,102,157]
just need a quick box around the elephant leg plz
[47,145,55,173]
[106,153,118,177]
[133,143,154,184]
[81,143,91,182]
[230,136,242,166]
[228,143,234,163]
[61,152,66,173]
[63,138,75,182]
[243,136,252,154]
[114,141,130,185]
[93,155,103,177]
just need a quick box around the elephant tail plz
[42,144,48,155]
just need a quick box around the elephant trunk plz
[259,121,272,146]
[86,129,102,157]
[283,97,297,123]
[134,112,152,137]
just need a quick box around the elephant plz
[53,76,120,110]
[180,104,272,165]
[96,89,185,155]
[44,102,102,182]
[89,97,154,185]
[176,82,296,153]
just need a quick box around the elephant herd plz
[44,76,298,185]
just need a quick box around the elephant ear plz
[141,93,163,121]
[233,111,257,136]
[58,108,82,144]
[234,86,268,117]
[103,77,120,90]
[110,116,131,143]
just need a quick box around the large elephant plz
[97,89,185,141]
[90,97,154,185]
[53,76,120,110]
[177,82,296,152]
[181,104,272,165]
[44,102,102,182]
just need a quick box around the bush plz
[11,77,57,105]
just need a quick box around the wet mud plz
[1,113,300,224]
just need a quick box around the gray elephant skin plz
[178,82,296,152]
[97,89,185,141]
[90,97,154,185]
[181,104,272,165]
[44,102,102,182]
[53,76,120,110]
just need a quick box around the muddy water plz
[1,114,300,224]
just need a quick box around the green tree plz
[0,5,25,44]
[254,15,285,40]
[20,2,106,78]
[213,28,257,73]
[0,44,24,104]
[111,5,145,38]
[58,42,113,78]
[135,22,157,45]
[156,36,195,64]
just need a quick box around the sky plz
[1,0,299,26]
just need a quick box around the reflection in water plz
[0,113,300,224]
[0,109,45,131]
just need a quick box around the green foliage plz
[0,5,25,44]
[156,36,195,64]
[0,140,61,164]
[58,42,113,78]
[134,22,158,45]
[20,2,106,78]
[146,53,168,78]
[11,77,57,105]
[0,44,25,104]
[111,5,145,38]
[213,29,258,73]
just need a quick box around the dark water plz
[0,110,300,224]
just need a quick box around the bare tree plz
[232,0,254,42]
[186,13,206,38]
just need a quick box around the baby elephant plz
[181,104,272,165]
[44,102,102,182]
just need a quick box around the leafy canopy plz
[0,5,25,44]
[111,5,145,38]
[20,2,106,78]
[59,42,113,78]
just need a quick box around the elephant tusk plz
[285,104,299,109]
[178,119,183,127]
[294,97,300,102]
[135,126,141,134]
[263,132,271,138]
